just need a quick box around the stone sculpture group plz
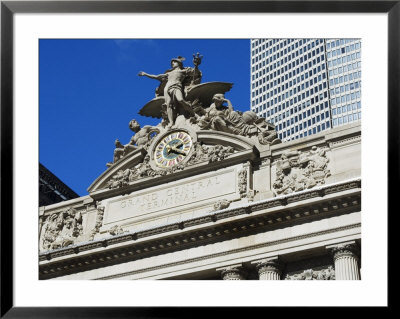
[108,53,280,170]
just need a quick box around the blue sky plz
[39,39,250,196]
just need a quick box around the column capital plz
[216,264,247,280]
[326,241,360,261]
[251,256,283,276]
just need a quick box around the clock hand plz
[170,146,187,156]
[173,141,184,149]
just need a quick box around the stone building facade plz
[39,122,361,280]
[39,54,361,280]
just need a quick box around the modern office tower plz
[39,163,79,206]
[250,39,361,142]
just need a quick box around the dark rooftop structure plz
[39,163,79,206]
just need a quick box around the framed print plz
[1,0,396,317]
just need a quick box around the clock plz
[153,131,193,168]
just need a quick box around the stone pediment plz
[88,52,281,195]
[87,128,259,195]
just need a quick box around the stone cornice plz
[39,178,361,279]
[97,223,360,280]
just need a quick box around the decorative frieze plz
[39,184,361,259]
[272,146,331,196]
[285,266,335,280]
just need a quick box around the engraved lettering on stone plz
[272,146,331,196]
[105,170,235,225]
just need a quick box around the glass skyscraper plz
[250,39,361,142]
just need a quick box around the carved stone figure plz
[108,119,159,167]
[138,56,198,128]
[272,146,331,196]
[194,93,280,145]
[196,94,256,136]
[40,208,83,251]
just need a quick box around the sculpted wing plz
[185,82,233,107]
[138,96,165,118]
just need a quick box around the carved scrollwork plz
[89,204,105,241]
[272,146,331,196]
[106,143,235,190]
[238,168,248,198]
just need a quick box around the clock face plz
[154,131,193,168]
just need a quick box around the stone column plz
[251,257,283,280]
[216,264,247,280]
[326,241,360,280]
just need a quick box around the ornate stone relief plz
[40,208,83,251]
[285,266,335,280]
[238,168,248,198]
[272,146,331,196]
[106,143,235,190]
[187,142,234,165]
[213,199,231,211]
[89,204,105,241]
[108,225,125,236]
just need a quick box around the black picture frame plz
[1,0,395,317]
